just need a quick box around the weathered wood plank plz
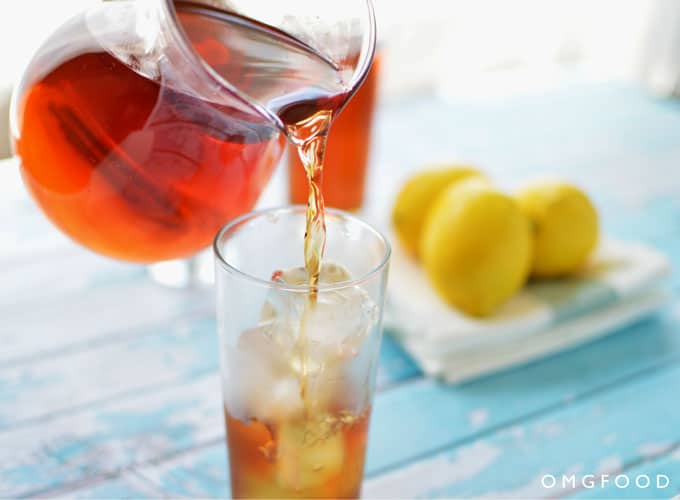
[0,374,222,498]
[0,247,144,309]
[0,280,213,366]
[135,445,229,499]
[363,362,680,499]
[47,473,163,500]
[0,318,218,428]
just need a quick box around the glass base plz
[148,249,214,288]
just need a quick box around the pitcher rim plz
[160,0,377,133]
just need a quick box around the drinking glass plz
[214,206,390,498]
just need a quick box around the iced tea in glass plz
[214,207,390,498]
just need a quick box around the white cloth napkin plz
[385,238,671,383]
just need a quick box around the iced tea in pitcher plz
[13,3,291,263]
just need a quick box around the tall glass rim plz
[161,0,377,132]
[213,206,391,294]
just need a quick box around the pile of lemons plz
[392,166,599,317]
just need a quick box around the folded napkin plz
[385,239,671,383]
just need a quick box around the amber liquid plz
[226,409,370,499]
[289,54,380,211]
[14,9,287,263]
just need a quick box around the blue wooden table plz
[2,83,680,498]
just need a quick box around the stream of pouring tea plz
[178,2,357,403]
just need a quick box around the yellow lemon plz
[516,181,599,278]
[392,166,483,257]
[420,179,532,317]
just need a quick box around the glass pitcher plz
[10,0,376,263]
